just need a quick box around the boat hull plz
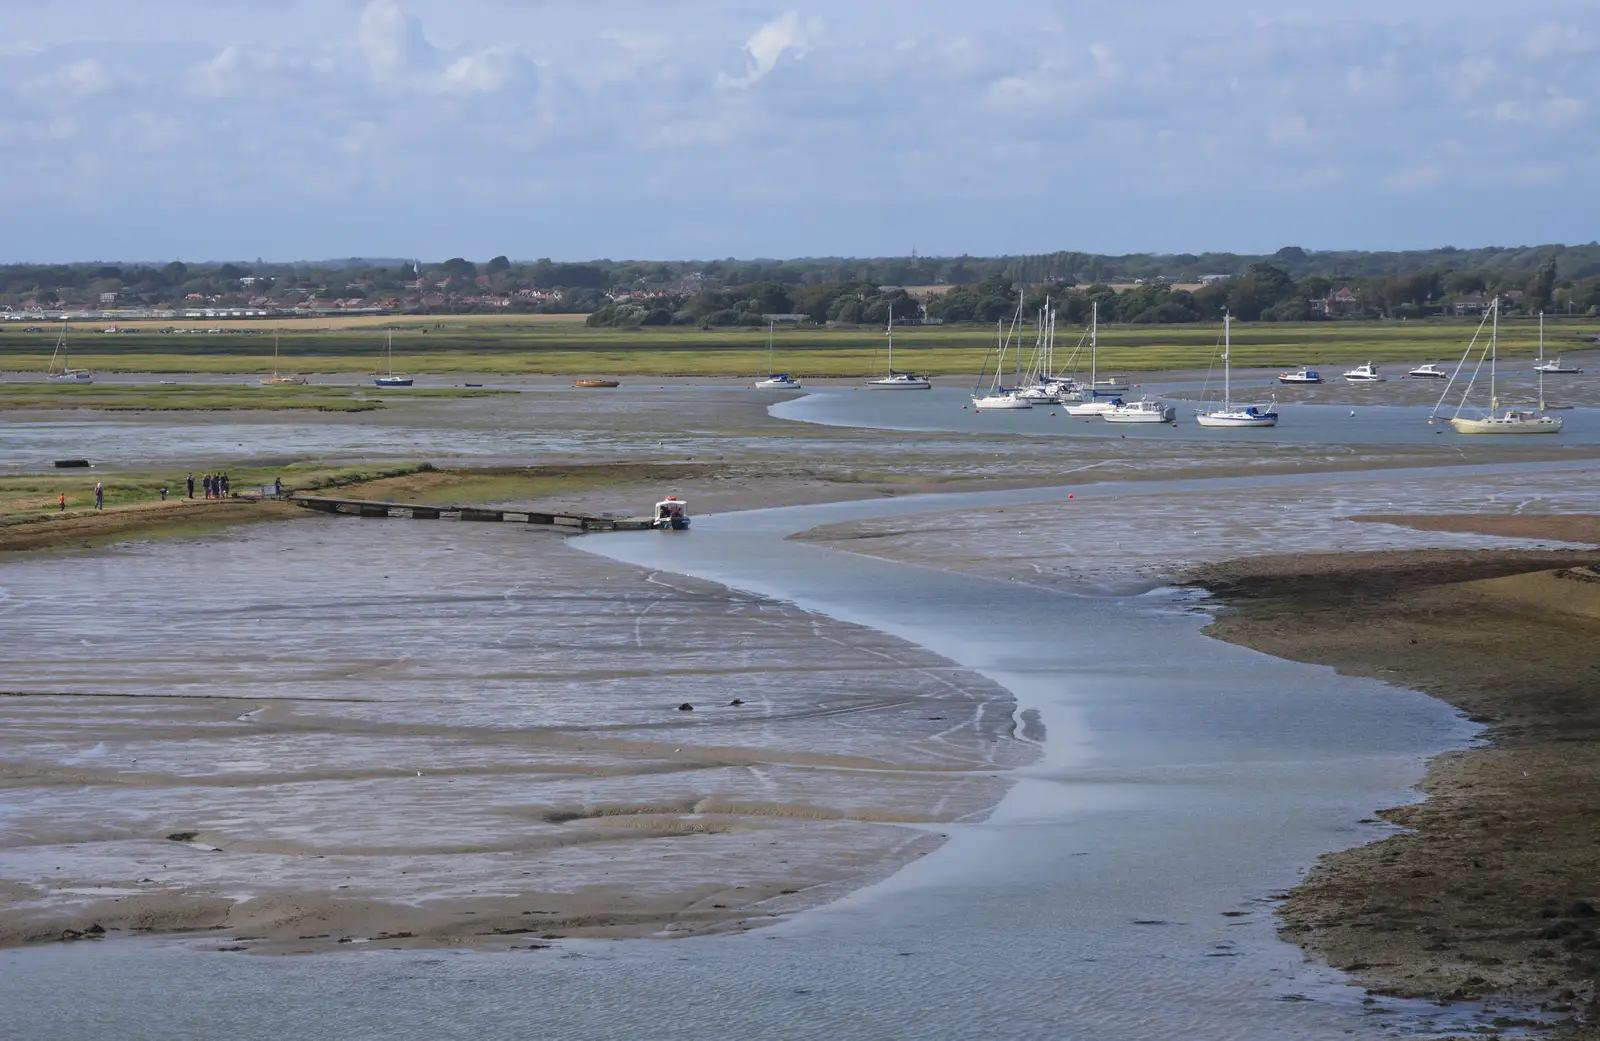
[374,377,414,388]
[1103,407,1176,423]
[1062,402,1117,416]
[574,380,621,388]
[972,394,1032,410]
[867,378,930,390]
[1448,417,1563,434]
[1278,376,1321,384]
[1195,411,1278,428]
[754,378,801,390]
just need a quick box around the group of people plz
[188,472,231,499]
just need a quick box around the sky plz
[2,0,1598,263]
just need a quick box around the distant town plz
[3,243,1598,328]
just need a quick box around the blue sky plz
[2,0,1597,262]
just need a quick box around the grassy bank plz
[3,317,1595,377]
[0,463,437,528]
[0,384,513,412]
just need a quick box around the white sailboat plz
[1533,312,1583,374]
[754,321,801,389]
[1063,303,1121,415]
[260,333,308,386]
[866,304,930,390]
[373,330,413,388]
[1434,298,1561,435]
[1195,313,1278,428]
[46,322,94,382]
[972,296,1033,410]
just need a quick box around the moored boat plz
[1277,368,1322,384]
[1434,298,1562,435]
[1195,313,1278,428]
[867,305,930,389]
[574,379,621,388]
[1102,398,1176,423]
[1406,363,1448,379]
[373,330,413,388]
[1342,362,1385,383]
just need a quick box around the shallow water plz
[776,386,1600,446]
[6,462,1578,1039]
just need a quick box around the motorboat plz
[1102,398,1176,423]
[1405,363,1448,379]
[652,496,691,530]
[1342,362,1385,383]
[1533,313,1582,374]
[867,305,931,389]
[1435,298,1562,435]
[1195,314,1279,428]
[1277,368,1322,384]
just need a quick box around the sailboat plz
[1015,302,1066,403]
[1063,303,1121,416]
[1533,312,1583,374]
[1194,313,1278,427]
[1435,298,1561,434]
[373,330,413,388]
[866,304,930,389]
[754,321,801,389]
[46,322,94,382]
[260,333,308,386]
[971,294,1033,410]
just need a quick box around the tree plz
[1526,256,1558,312]
[486,255,510,275]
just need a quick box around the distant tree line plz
[5,246,1600,322]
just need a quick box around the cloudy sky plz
[3,0,1597,262]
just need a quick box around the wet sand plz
[1188,542,1600,1024]
[0,524,1029,953]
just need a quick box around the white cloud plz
[22,57,116,99]
[1520,23,1597,60]
[436,47,532,94]
[718,11,820,89]
[359,0,437,82]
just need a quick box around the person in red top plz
[58,493,66,512]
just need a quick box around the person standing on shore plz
[58,493,66,512]
[94,482,103,510]
[221,473,230,497]
[186,473,195,499]
[273,477,283,497]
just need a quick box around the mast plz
[1090,301,1098,390]
[886,303,894,373]
[1538,310,1546,411]
[1223,311,1232,409]
[767,320,774,376]
[1489,297,1498,411]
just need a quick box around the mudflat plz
[0,526,1028,953]
[1188,538,1600,1021]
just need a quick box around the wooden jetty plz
[286,494,653,531]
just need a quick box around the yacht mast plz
[1223,312,1232,409]
[1090,301,1098,390]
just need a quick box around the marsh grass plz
[0,383,514,412]
[1,318,1593,376]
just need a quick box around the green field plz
[2,317,1595,377]
[0,383,514,412]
